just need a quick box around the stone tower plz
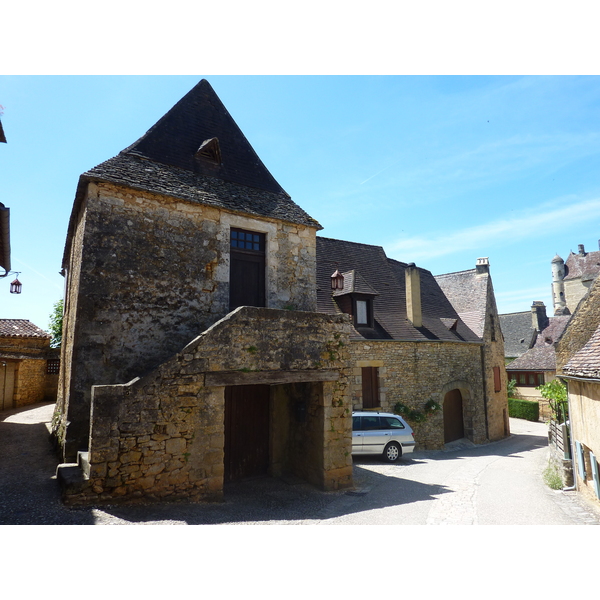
[552,254,566,315]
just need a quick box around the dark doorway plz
[1,361,16,411]
[229,228,266,310]
[443,389,464,443]
[224,384,270,481]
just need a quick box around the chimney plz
[405,263,422,328]
[578,244,586,255]
[531,301,548,332]
[476,257,490,274]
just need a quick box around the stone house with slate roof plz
[556,275,600,507]
[0,319,59,411]
[53,80,353,504]
[500,302,570,418]
[435,259,509,443]
[316,239,509,448]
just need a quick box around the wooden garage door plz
[443,389,464,443]
[224,385,270,481]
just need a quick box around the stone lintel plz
[205,369,339,387]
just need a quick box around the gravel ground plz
[2,402,600,526]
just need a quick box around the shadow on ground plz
[0,403,549,525]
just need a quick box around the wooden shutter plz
[493,366,501,392]
[590,452,600,499]
[576,441,586,480]
[362,367,379,409]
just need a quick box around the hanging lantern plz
[10,277,22,294]
[331,269,344,291]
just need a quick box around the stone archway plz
[439,380,473,444]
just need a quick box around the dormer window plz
[331,269,378,330]
[195,137,222,165]
[356,300,368,324]
[353,296,374,328]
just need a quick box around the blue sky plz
[2,75,600,330]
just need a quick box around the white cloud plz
[388,197,600,261]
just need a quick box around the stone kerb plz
[68,306,352,504]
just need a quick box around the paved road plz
[2,402,600,525]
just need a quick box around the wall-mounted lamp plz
[9,272,22,294]
[331,269,344,291]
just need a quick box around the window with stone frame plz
[229,228,266,311]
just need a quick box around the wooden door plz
[443,389,464,443]
[229,254,265,310]
[224,385,270,481]
[361,367,379,409]
[229,228,266,311]
[1,361,16,411]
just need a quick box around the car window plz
[382,416,405,429]
[352,416,362,431]
[362,416,381,430]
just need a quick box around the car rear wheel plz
[383,442,402,463]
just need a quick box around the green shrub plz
[508,398,540,421]
[543,462,563,490]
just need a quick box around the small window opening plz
[195,137,222,165]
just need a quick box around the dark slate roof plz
[121,79,286,195]
[0,319,50,338]
[507,346,557,371]
[506,315,570,371]
[564,250,600,281]
[499,311,536,359]
[563,322,600,379]
[63,80,320,268]
[434,269,489,338]
[83,153,319,229]
[316,236,481,343]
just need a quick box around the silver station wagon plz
[352,411,415,462]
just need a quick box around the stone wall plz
[0,336,58,408]
[55,181,320,460]
[556,276,600,372]
[565,379,600,506]
[346,339,488,449]
[58,307,353,505]
[481,289,510,441]
[564,277,594,315]
[555,276,600,506]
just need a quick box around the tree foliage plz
[536,379,568,422]
[48,299,63,348]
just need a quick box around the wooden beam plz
[205,369,339,387]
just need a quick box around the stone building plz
[53,80,354,504]
[500,301,570,418]
[552,241,600,315]
[0,319,59,411]
[556,275,600,507]
[316,238,509,449]
[435,259,509,443]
